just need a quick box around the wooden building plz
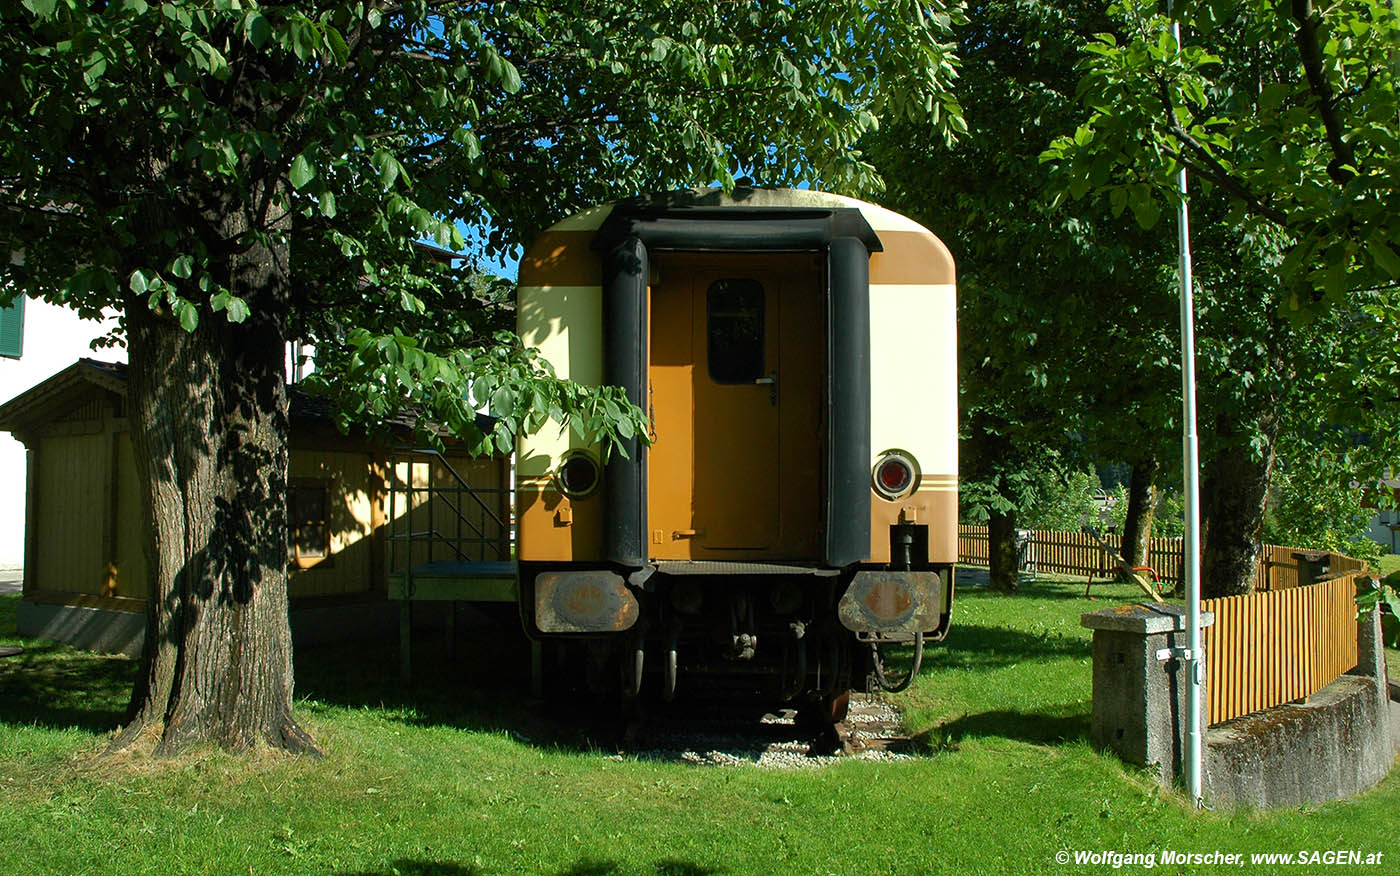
[0,358,510,654]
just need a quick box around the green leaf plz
[225,296,250,323]
[247,14,272,49]
[372,151,401,189]
[289,154,315,189]
[490,385,514,417]
[499,59,522,94]
[128,270,149,294]
[318,190,337,218]
[22,0,57,19]
[1367,239,1400,278]
[325,26,350,64]
[169,255,193,279]
[175,299,199,332]
[1130,197,1161,229]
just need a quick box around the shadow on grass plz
[292,608,611,750]
[336,859,719,876]
[0,587,1097,754]
[932,704,1091,746]
[0,594,136,735]
[0,645,136,733]
[917,621,1089,670]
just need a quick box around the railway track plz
[607,693,918,769]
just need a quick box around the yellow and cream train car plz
[515,188,956,714]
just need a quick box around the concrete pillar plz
[1081,603,1214,786]
[1348,602,1391,742]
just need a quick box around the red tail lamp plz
[872,451,920,500]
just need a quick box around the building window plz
[707,278,765,384]
[289,480,331,568]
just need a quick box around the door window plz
[706,278,765,384]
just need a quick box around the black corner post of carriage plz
[601,235,650,568]
[596,200,880,571]
[824,235,873,568]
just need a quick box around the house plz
[0,358,510,655]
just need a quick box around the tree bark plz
[1120,455,1159,569]
[111,183,317,756]
[987,508,1020,593]
[1200,441,1277,600]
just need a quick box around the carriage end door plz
[648,253,823,560]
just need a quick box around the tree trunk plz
[1200,441,1277,600]
[111,188,316,756]
[1120,455,1159,569]
[987,508,1019,593]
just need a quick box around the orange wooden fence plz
[1202,572,1364,725]
[1253,544,1369,591]
[958,525,1372,725]
[958,525,1367,593]
[958,525,1184,587]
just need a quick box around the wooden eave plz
[0,358,127,440]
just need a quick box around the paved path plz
[955,565,989,588]
[0,568,20,595]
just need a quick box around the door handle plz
[754,371,778,405]
[672,529,705,539]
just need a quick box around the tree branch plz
[1290,0,1357,183]
[1162,121,1291,227]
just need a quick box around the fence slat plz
[1200,573,1364,725]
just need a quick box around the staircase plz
[385,448,518,681]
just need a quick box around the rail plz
[387,449,511,575]
[404,447,507,532]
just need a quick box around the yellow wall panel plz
[34,433,108,595]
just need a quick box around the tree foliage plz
[863,1,1183,589]
[0,0,966,753]
[1039,0,1400,592]
[1042,0,1400,313]
[869,1,1397,596]
[2,0,963,451]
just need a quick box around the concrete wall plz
[17,599,406,657]
[1204,608,1393,809]
[1083,603,1394,809]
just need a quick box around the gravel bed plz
[607,694,916,769]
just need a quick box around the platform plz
[387,560,518,602]
[388,561,520,684]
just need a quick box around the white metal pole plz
[1168,1,1205,809]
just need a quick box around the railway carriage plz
[515,187,956,722]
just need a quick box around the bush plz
[1262,464,1385,566]
[1019,468,1102,531]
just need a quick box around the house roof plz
[0,358,128,433]
[0,358,496,445]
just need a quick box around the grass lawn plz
[1,574,1397,876]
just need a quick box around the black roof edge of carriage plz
[591,188,882,254]
[0,357,496,442]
